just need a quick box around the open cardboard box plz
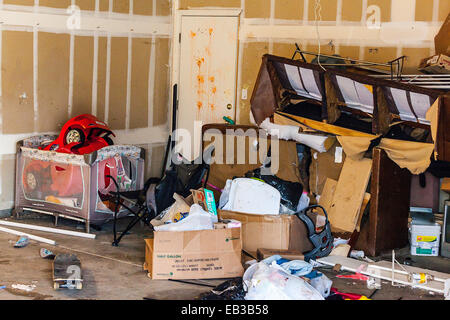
[218,209,314,257]
[144,227,243,280]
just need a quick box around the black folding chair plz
[100,176,159,246]
[102,147,213,246]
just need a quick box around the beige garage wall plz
[0,0,172,211]
[177,0,449,125]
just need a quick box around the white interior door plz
[177,14,239,161]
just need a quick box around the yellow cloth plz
[337,136,434,175]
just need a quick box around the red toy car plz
[41,114,115,155]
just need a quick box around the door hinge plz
[179,33,181,43]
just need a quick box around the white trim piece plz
[0,220,96,239]
[239,24,440,45]
[0,9,171,36]
[0,225,56,246]
[361,0,368,24]
[0,23,3,134]
[432,0,439,22]
[178,9,242,17]
[268,0,274,54]
[104,34,111,124]
[92,32,99,116]
[68,31,75,118]
[33,25,38,133]
[148,36,156,127]
[336,0,343,25]
[303,0,309,25]
[125,34,132,130]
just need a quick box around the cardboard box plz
[219,210,314,255]
[144,227,244,280]
[309,141,345,196]
[419,54,450,74]
[256,248,304,261]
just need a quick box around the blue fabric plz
[276,258,290,265]
[303,270,322,279]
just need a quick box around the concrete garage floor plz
[0,213,448,300]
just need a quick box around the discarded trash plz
[154,204,214,232]
[14,236,29,248]
[328,288,371,300]
[336,273,370,281]
[296,205,334,262]
[151,193,192,227]
[367,277,382,290]
[349,250,365,259]
[261,254,314,276]
[11,284,36,292]
[297,191,311,212]
[220,178,281,215]
[280,260,314,277]
[244,168,303,213]
[199,278,245,300]
[53,254,83,290]
[243,261,324,300]
[310,274,332,298]
[40,248,56,259]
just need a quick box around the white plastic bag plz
[222,178,281,215]
[310,274,332,298]
[153,204,214,232]
[218,179,232,210]
[243,262,324,300]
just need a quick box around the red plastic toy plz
[41,114,115,155]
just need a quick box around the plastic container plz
[296,192,311,212]
[409,223,441,256]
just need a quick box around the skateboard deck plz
[52,254,83,290]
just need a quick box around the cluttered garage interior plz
[0,0,449,302]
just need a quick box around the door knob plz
[226,104,232,110]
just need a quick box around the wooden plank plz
[328,157,372,233]
[318,178,337,214]
[368,148,411,256]
[273,112,317,133]
[276,112,376,138]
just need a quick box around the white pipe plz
[0,220,95,239]
[368,264,447,283]
[260,118,333,153]
[0,226,56,245]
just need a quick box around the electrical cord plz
[314,0,326,71]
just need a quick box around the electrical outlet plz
[242,88,248,100]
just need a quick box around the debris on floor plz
[40,248,56,259]
[13,236,29,248]
[11,284,36,292]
